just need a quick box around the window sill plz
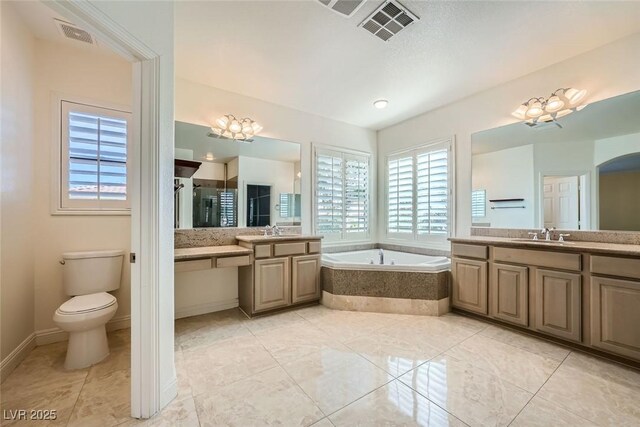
[51,209,131,217]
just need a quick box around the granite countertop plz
[236,235,323,243]
[450,236,640,256]
[174,245,253,261]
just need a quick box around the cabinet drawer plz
[216,255,251,268]
[308,241,322,254]
[590,255,640,280]
[254,244,272,259]
[494,247,581,271]
[452,243,488,260]
[174,258,212,273]
[274,242,306,256]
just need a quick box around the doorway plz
[541,174,589,229]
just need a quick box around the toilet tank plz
[62,250,125,296]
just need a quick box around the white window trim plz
[312,143,372,244]
[51,92,132,215]
[385,137,456,247]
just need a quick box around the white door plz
[543,176,579,229]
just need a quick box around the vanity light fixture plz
[210,114,263,142]
[512,87,587,127]
[374,99,388,109]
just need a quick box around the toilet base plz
[65,326,110,370]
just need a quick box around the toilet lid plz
[59,292,116,314]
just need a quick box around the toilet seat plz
[57,292,117,315]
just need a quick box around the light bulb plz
[229,120,241,133]
[251,122,263,133]
[555,109,573,119]
[216,116,228,129]
[526,101,543,118]
[565,88,587,105]
[545,95,564,112]
[538,114,553,122]
[511,104,528,120]
[373,99,388,109]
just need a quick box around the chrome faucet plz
[379,248,384,265]
[272,225,281,236]
[263,225,271,236]
[541,227,555,241]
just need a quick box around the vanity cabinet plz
[451,258,488,315]
[291,254,322,304]
[534,269,582,342]
[254,257,291,312]
[491,263,528,327]
[239,237,322,316]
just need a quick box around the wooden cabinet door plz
[452,258,488,315]
[535,269,582,342]
[291,254,321,304]
[491,263,529,326]
[254,257,290,312]
[591,276,640,360]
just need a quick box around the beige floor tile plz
[445,334,560,393]
[310,418,335,427]
[244,310,310,334]
[177,318,252,351]
[174,349,193,400]
[311,311,403,343]
[537,352,640,426]
[436,313,489,333]
[67,368,131,427]
[479,325,570,362]
[119,395,200,427]
[344,330,441,377]
[282,347,393,414]
[0,380,84,426]
[194,366,324,427]
[375,317,477,353]
[174,308,247,338]
[183,335,278,395]
[510,396,598,427]
[329,380,466,427]
[87,342,131,381]
[398,355,532,427]
[254,323,348,365]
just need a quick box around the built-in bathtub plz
[321,249,451,316]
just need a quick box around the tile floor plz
[2,305,640,426]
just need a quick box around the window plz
[471,189,486,218]
[387,139,453,243]
[58,100,132,213]
[314,146,370,241]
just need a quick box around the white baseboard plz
[175,299,239,320]
[35,315,132,346]
[1,333,36,383]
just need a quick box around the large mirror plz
[471,90,640,231]
[174,121,301,228]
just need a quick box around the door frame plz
[47,1,173,419]
[536,170,591,230]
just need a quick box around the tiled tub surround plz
[174,226,303,248]
[450,236,640,366]
[321,267,450,316]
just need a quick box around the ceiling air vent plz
[359,0,419,41]
[316,0,368,18]
[54,19,95,45]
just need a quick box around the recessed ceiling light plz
[374,99,388,109]
[205,153,215,161]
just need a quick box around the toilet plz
[53,250,124,370]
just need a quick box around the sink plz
[512,238,575,245]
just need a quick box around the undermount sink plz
[511,238,575,245]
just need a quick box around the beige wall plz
[31,40,133,334]
[1,2,37,361]
[378,32,640,247]
[599,170,640,231]
[175,78,378,242]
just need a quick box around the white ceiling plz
[175,1,640,130]
[471,89,640,155]
[11,1,121,58]
[175,121,301,164]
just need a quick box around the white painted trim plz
[49,1,171,420]
[536,170,592,230]
[0,334,36,383]
[175,299,239,320]
[34,315,132,346]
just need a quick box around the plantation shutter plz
[471,190,486,218]
[315,150,344,237]
[416,147,449,236]
[344,154,369,235]
[219,190,237,226]
[387,155,414,234]
[61,101,131,210]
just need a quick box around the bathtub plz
[322,249,450,273]
[321,249,451,316]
